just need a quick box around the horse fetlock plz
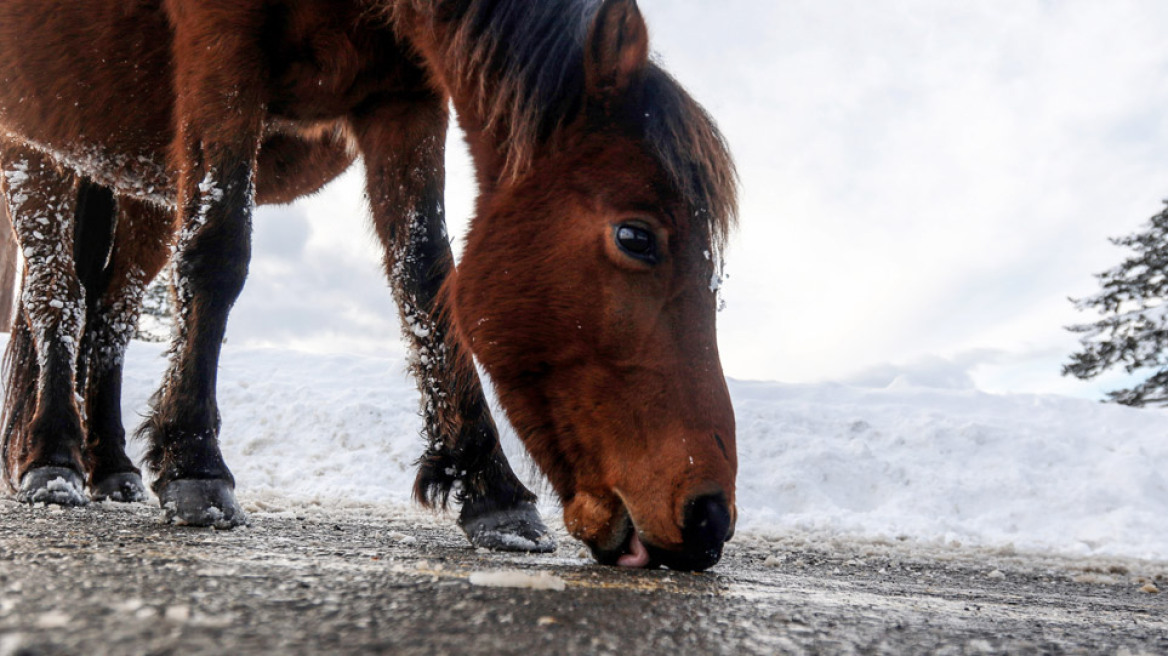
[17,466,88,506]
[158,479,247,529]
[139,419,232,488]
[23,411,86,473]
[447,440,553,552]
[84,446,137,483]
[459,500,556,553]
[83,426,134,472]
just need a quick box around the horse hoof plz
[460,501,557,553]
[91,472,148,503]
[17,467,88,507]
[158,479,248,529]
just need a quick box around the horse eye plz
[615,223,658,263]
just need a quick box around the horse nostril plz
[638,494,733,571]
[680,493,732,563]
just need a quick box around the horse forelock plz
[392,0,737,253]
[638,65,738,257]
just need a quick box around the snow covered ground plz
[13,337,1168,563]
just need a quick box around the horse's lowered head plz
[448,0,738,571]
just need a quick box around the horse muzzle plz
[585,492,735,572]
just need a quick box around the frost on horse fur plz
[0,0,738,571]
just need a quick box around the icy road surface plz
[0,499,1164,655]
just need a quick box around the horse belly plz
[0,0,176,203]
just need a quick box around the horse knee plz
[2,154,85,351]
[174,162,253,313]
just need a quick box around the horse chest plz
[263,4,428,123]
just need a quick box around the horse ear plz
[585,0,649,97]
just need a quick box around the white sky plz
[231,0,1168,398]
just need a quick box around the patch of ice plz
[0,633,27,656]
[164,605,191,623]
[34,610,71,629]
[190,613,236,628]
[467,570,567,591]
[112,599,145,614]
[387,531,417,545]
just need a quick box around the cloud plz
[638,0,1168,394]
[844,351,1009,390]
[251,204,310,261]
[227,200,401,355]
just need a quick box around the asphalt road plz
[0,498,1164,655]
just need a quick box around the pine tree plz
[1065,201,1168,406]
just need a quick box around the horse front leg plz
[138,4,265,526]
[80,195,174,501]
[138,141,254,526]
[0,144,87,505]
[353,101,554,552]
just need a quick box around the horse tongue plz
[616,531,651,568]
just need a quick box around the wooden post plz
[0,200,18,331]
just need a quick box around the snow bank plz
[9,337,1167,562]
[733,379,1168,561]
[119,340,425,509]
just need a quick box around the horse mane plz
[393,0,738,252]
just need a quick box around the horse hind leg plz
[0,144,87,505]
[77,191,174,502]
[352,101,553,553]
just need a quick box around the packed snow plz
[7,337,1167,563]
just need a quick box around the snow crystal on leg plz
[90,472,148,503]
[460,501,556,553]
[17,467,87,506]
[158,479,248,529]
[1,146,89,495]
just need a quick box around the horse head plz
[449,0,738,571]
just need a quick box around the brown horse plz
[0,0,738,570]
